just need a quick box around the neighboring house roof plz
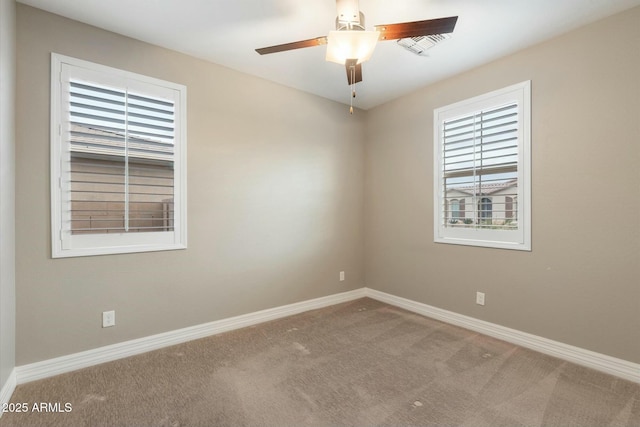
[448,179,517,196]
[69,124,174,163]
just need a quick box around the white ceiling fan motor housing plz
[336,0,361,24]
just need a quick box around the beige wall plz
[0,0,16,386]
[14,3,640,367]
[365,7,640,363]
[15,5,365,365]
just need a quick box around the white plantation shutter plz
[67,80,176,234]
[434,81,531,251]
[442,103,519,229]
[52,54,187,258]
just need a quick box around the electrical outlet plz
[476,292,485,306]
[102,310,115,328]
[339,271,345,282]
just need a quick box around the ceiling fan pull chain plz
[349,66,355,114]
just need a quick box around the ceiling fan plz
[256,0,458,112]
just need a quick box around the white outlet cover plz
[102,310,115,328]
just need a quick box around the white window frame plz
[51,53,187,258]
[433,81,531,251]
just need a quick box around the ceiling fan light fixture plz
[325,30,379,64]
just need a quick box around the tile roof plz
[448,179,517,196]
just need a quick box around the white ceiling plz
[17,0,640,109]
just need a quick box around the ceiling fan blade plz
[375,16,458,41]
[345,59,362,85]
[256,36,328,55]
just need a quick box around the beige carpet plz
[2,298,639,426]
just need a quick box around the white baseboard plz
[0,368,16,415]
[16,288,367,384]
[363,288,640,384]
[14,286,639,387]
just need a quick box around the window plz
[478,197,492,222]
[451,199,460,219]
[433,81,531,250]
[51,54,187,258]
[449,199,465,223]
